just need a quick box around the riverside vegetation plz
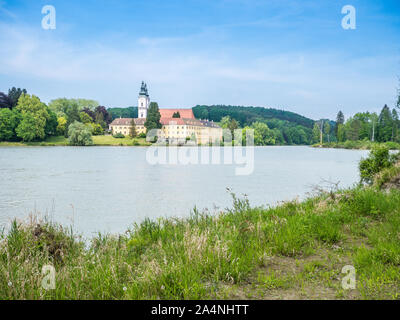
[1,146,400,300]
[2,85,400,148]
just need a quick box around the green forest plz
[192,103,400,147]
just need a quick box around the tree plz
[312,123,320,144]
[48,98,99,116]
[337,124,345,142]
[129,119,137,138]
[220,116,231,129]
[324,122,331,142]
[75,99,99,111]
[8,87,27,108]
[0,108,20,141]
[251,122,275,145]
[370,112,378,142]
[0,92,13,109]
[56,117,67,136]
[64,102,81,137]
[144,102,162,132]
[68,121,93,146]
[94,106,112,127]
[392,108,399,142]
[353,112,371,140]
[228,119,239,137]
[79,111,93,124]
[95,112,105,129]
[377,105,393,142]
[335,111,345,137]
[345,118,361,141]
[172,111,181,118]
[15,94,49,141]
[82,107,96,122]
[45,107,58,136]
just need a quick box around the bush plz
[113,133,125,138]
[385,141,400,150]
[90,123,104,136]
[359,145,395,184]
[137,132,146,139]
[68,121,93,146]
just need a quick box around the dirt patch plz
[217,249,360,300]
[382,175,400,190]
[32,224,66,263]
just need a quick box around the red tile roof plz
[159,109,194,119]
[160,118,185,125]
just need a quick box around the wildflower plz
[123,286,127,291]
[161,285,165,290]
[8,281,12,287]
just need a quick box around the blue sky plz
[0,0,399,119]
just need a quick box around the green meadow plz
[0,135,150,147]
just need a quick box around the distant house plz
[109,118,146,136]
[109,82,222,144]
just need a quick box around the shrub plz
[113,133,125,138]
[68,121,93,146]
[90,123,104,136]
[359,145,394,184]
[131,139,140,146]
[138,132,146,139]
[385,141,400,150]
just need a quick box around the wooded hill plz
[192,105,315,128]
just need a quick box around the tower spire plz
[138,81,150,119]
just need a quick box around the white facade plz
[138,81,150,119]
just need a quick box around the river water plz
[0,146,368,237]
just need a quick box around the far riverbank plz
[312,141,400,150]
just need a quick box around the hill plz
[108,107,138,120]
[192,105,315,128]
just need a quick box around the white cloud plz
[0,22,398,120]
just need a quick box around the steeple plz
[138,81,150,119]
[139,81,147,96]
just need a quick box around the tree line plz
[0,88,112,145]
[2,85,399,147]
[331,105,399,143]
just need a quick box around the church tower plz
[138,81,150,119]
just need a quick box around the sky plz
[0,0,399,120]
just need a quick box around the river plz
[0,146,369,237]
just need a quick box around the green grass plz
[0,135,151,147]
[373,163,400,189]
[1,185,400,300]
[92,135,150,146]
[0,136,69,146]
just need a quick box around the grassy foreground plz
[0,135,150,147]
[1,184,400,300]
